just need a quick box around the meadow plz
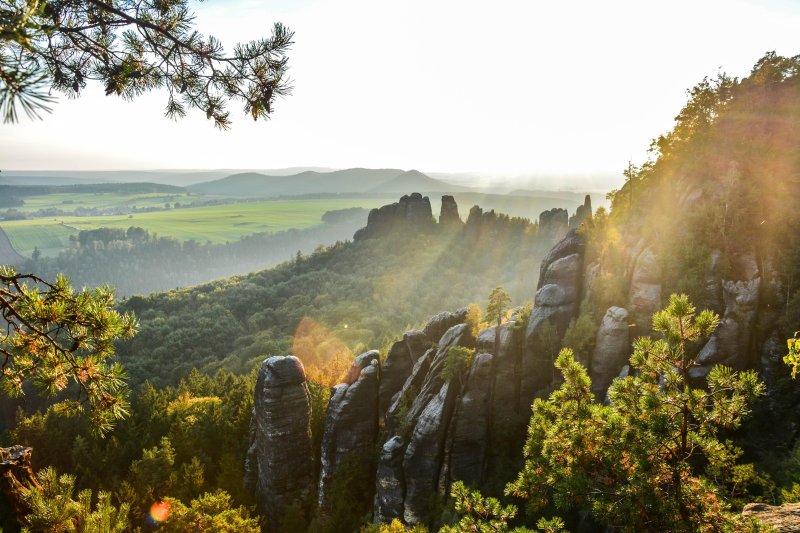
[1,197,391,256]
[11,191,197,213]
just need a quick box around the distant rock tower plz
[353,193,435,240]
[538,207,569,243]
[569,194,593,229]
[439,195,463,226]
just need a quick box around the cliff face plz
[246,194,596,528]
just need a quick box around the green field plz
[1,198,389,257]
[14,191,198,213]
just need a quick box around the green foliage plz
[1,0,293,127]
[561,303,596,366]
[360,518,428,532]
[506,296,769,532]
[783,335,800,379]
[486,287,512,328]
[0,267,136,435]
[21,467,130,532]
[441,346,475,384]
[159,490,260,532]
[440,481,533,533]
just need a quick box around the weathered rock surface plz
[523,230,585,403]
[691,278,761,380]
[439,195,463,226]
[627,247,661,336]
[742,502,800,532]
[374,436,407,523]
[379,330,428,416]
[539,207,569,243]
[376,323,474,524]
[403,381,461,524]
[354,192,434,240]
[448,352,494,486]
[590,306,631,398]
[318,350,381,512]
[568,194,593,230]
[423,307,469,343]
[246,356,314,531]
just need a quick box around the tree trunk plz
[0,446,40,526]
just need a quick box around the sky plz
[2,0,800,191]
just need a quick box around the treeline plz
[24,208,370,297]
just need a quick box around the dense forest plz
[4,52,800,533]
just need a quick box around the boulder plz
[590,307,631,398]
[247,356,314,531]
[318,351,381,512]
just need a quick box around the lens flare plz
[149,501,170,523]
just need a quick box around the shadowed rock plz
[379,331,428,417]
[246,356,314,531]
[628,247,661,336]
[354,193,434,240]
[318,350,381,512]
[539,208,569,243]
[439,195,463,226]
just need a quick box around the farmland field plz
[1,197,390,257]
[12,191,198,213]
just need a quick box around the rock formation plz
[439,195,463,226]
[245,356,314,530]
[318,350,381,512]
[568,194,592,230]
[539,207,569,243]
[523,229,585,403]
[354,193,434,240]
[742,503,800,532]
[590,306,630,398]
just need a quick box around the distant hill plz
[0,182,186,197]
[0,168,337,187]
[367,169,468,194]
[189,168,426,197]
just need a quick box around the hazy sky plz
[3,0,800,190]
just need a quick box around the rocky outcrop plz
[690,278,761,380]
[568,194,593,230]
[539,208,569,243]
[318,351,381,512]
[523,230,585,403]
[0,446,41,525]
[354,193,434,240]
[246,356,314,530]
[439,195,463,226]
[379,331,429,417]
[590,307,631,398]
[742,503,800,532]
[422,307,469,343]
[447,352,493,486]
[627,247,661,336]
[375,323,474,524]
